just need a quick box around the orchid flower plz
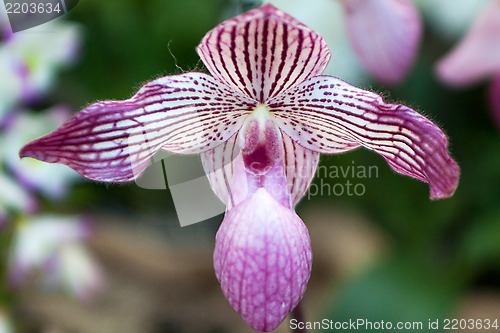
[20,4,458,332]
[0,18,80,118]
[340,0,422,85]
[8,215,104,302]
[436,0,500,129]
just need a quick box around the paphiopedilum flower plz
[436,0,500,129]
[20,4,458,331]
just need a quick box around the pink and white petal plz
[268,76,459,199]
[20,73,255,182]
[201,126,317,209]
[197,4,330,102]
[490,71,500,130]
[282,133,320,206]
[0,173,37,214]
[436,1,500,87]
[342,0,422,85]
[214,188,312,332]
[200,133,241,208]
[8,214,89,285]
[57,243,105,303]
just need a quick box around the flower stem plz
[291,302,307,333]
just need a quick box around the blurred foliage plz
[323,256,460,332]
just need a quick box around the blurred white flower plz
[0,173,37,217]
[0,6,101,308]
[9,215,89,282]
[0,55,22,118]
[1,107,80,199]
[54,243,105,303]
[0,208,6,228]
[8,215,105,302]
[0,310,13,333]
[0,16,81,119]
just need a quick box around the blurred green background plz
[2,0,500,332]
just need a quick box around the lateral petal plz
[20,73,255,182]
[436,0,500,86]
[268,76,459,199]
[282,132,320,206]
[200,133,241,208]
[342,0,422,85]
[197,4,330,102]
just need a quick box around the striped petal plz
[201,130,319,208]
[20,73,256,182]
[268,76,459,199]
[436,0,500,86]
[342,0,422,85]
[200,133,241,208]
[197,4,330,102]
[214,188,312,332]
[282,133,320,206]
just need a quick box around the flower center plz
[239,104,282,175]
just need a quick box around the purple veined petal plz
[490,71,500,130]
[282,132,320,206]
[248,157,293,210]
[200,133,241,208]
[20,73,256,182]
[436,0,500,87]
[202,140,293,211]
[268,75,459,199]
[238,104,284,175]
[342,0,422,85]
[202,105,316,208]
[214,188,312,332]
[197,4,331,102]
[56,243,105,304]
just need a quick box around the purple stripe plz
[196,5,331,103]
[269,76,458,198]
[268,21,287,99]
[20,73,256,182]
